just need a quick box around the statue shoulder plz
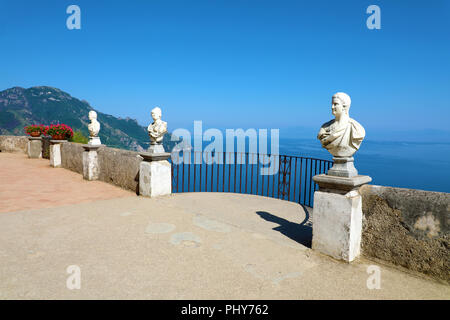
[348,118,366,136]
[320,119,335,130]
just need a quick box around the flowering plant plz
[44,124,74,139]
[24,124,45,136]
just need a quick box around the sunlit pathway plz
[0,152,133,213]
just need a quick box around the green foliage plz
[0,110,20,130]
[0,86,174,151]
[70,130,89,144]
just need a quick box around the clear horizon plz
[1,0,449,139]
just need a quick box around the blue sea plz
[278,138,450,193]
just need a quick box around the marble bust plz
[318,92,365,158]
[88,110,101,145]
[317,92,365,177]
[147,107,167,153]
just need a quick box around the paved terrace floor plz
[0,152,449,299]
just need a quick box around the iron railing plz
[170,151,332,207]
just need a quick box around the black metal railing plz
[170,151,332,207]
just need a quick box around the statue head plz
[331,92,351,118]
[88,110,97,121]
[151,107,162,121]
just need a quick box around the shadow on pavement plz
[256,207,312,248]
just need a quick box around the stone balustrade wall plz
[59,141,142,193]
[96,146,141,193]
[0,135,28,153]
[360,184,449,283]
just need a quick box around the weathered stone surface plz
[140,151,170,161]
[97,146,142,193]
[61,142,84,174]
[60,142,141,192]
[313,174,372,194]
[327,156,358,177]
[139,160,171,197]
[312,190,362,262]
[27,138,42,159]
[82,149,99,181]
[49,141,66,168]
[360,184,450,283]
[0,135,28,153]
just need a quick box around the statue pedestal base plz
[49,140,67,168]
[27,137,42,159]
[148,143,165,154]
[312,174,371,262]
[139,152,171,198]
[328,157,358,177]
[82,144,101,181]
[88,136,101,146]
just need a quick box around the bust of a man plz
[88,110,100,137]
[147,107,167,145]
[87,110,101,146]
[317,92,365,157]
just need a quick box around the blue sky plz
[0,0,449,139]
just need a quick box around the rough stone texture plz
[82,150,99,181]
[0,135,28,153]
[97,146,142,193]
[312,190,362,262]
[313,174,372,194]
[360,184,450,283]
[61,142,84,174]
[49,142,64,168]
[27,138,42,159]
[327,156,358,177]
[139,160,171,197]
[60,142,142,192]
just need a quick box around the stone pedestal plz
[139,152,171,198]
[49,140,67,168]
[148,143,165,154]
[82,144,101,181]
[27,137,42,159]
[89,136,101,146]
[312,174,371,262]
[327,157,358,177]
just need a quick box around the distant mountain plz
[0,86,176,152]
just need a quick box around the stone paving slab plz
[0,152,133,213]
[0,191,449,299]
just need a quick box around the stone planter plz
[51,134,66,140]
